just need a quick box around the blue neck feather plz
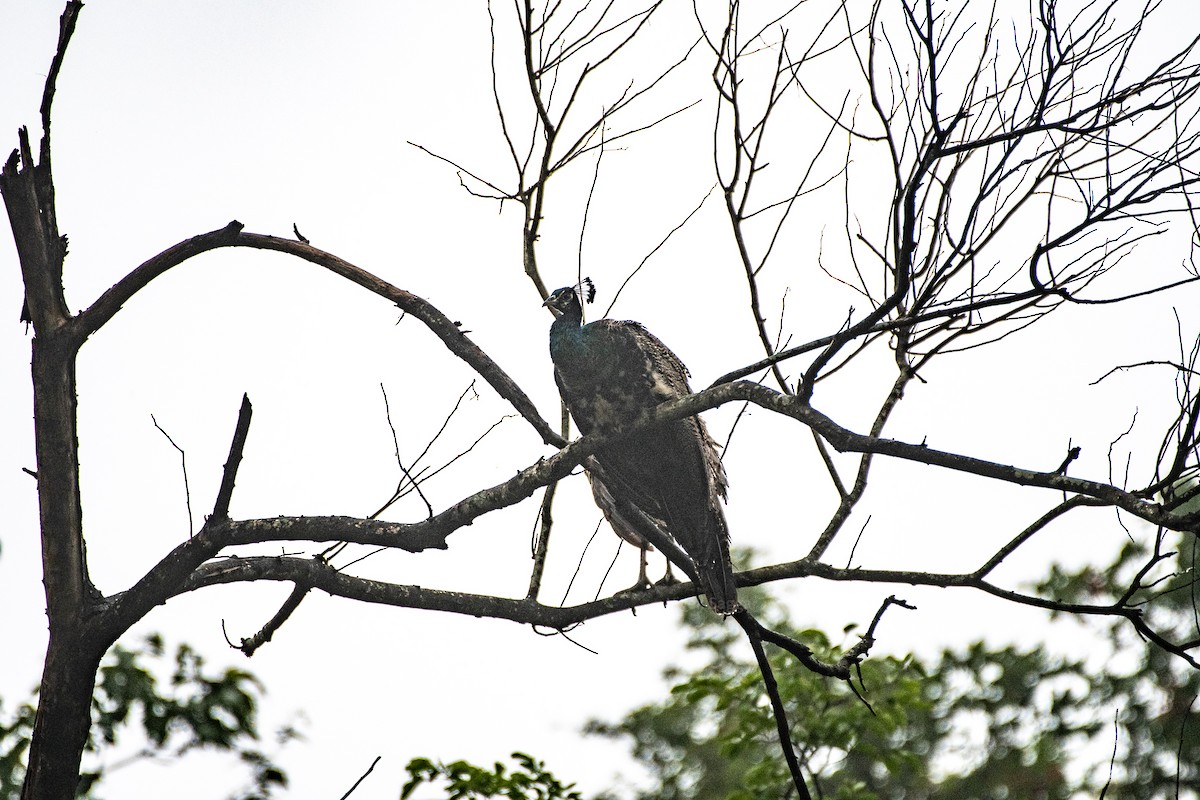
[549,298,586,364]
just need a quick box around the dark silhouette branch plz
[741,595,915,681]
[526,482,558,601]
[973,496,1104,579]
[180,554,680,627]
[212,393,253,522]
[98,372,1199,648]
[337,756,382,800]
[734,608,814,800]
[141,543,1192,656]
[653,381,1185,528]
[65,226,564,448]
[232,582,311,657]
[4,8,100,800]
[37,1,82,164]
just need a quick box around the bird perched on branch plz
[545,280,737,613]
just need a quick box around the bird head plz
[543,286,577,313]
[543,278,595,314]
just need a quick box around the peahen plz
[544,281,737,613]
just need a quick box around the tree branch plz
[230,582,311,657]
[102,375,1194,638]
[66,225,564,447]
[734,608,813,800]
[212,393,253,522]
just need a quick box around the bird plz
[544,280,737,613]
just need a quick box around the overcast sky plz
[3,2,1199,798]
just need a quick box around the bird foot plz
[614,579,654,597]
[654,571,681,587]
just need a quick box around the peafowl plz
[544,281,737,613]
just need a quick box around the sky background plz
[2,1,1198,797]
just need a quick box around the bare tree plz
[7,1,1200,797]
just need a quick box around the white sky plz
[2,2,1198,798]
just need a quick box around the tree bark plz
[1,9,110,785]
[18,334,110,800]
[21,638,103,800]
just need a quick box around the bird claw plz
[614,580,653,597]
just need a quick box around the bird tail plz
[698,507,738,614]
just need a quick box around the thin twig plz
[378,383,435,519]
[1098,709,1119,799]
[338,755,382,800]
[150,414,194,538]
[527,482,559,601]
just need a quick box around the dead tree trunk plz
[1,7,114,791]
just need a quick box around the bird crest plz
[579,276,595,304]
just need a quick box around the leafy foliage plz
[0,700,35,800]
[1030,531,1200,796]
[395,533,1200,800]
[584,542,1200,799]
[396,538,1199,798]
[1,635,295,800]
[401,752,583,800]
[585,581,933,800]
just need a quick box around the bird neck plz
[552,295,583,328]
[549,299,591,366]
